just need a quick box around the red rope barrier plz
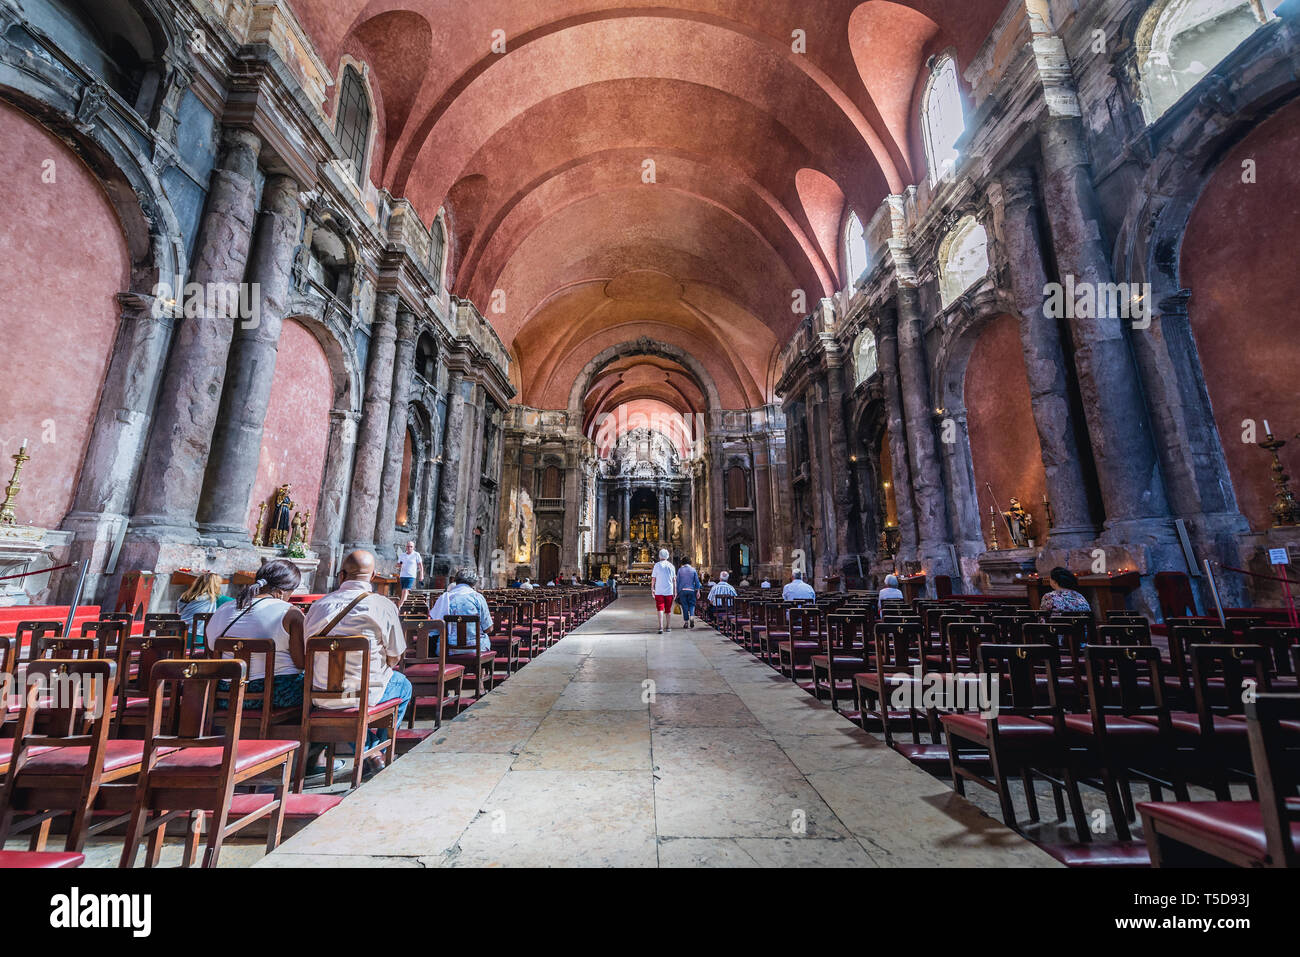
[0,562,76,583]
[1211,561,1299,587]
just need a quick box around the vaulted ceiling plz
[291,1,1006,410]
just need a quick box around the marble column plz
[197,174,302,539]
[342,292,399,552]
[312,409,360,579]
[373,309,418,552]
[416,452,438,556]
[895,283,956,582]
[995,166,1096,545]
[876,311,919,561]
[562,453,582,573]
[708,446,727,572]
[823,351,854,566]
[131,128,262,531]
[1038,116,1169,530]
[432,370,467,569]
[620,482,631,541]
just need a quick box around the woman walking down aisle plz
[676,559,701,629]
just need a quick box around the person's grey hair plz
[719,571,729,581]
[885,574,899,587]
[452,566,479,587]
[793,570,803,580]
[659,549,669,561]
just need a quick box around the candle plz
[20,437,28,450]
[1265,420,1271,436]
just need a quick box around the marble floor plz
[257,591,1059,868]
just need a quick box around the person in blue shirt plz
[430,566,494,652]
[675,559,702,629]
[782,570,816,601]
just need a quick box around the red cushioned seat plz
[1063,714,1162,738]
[308,696,404,719]
[150,740,297,777]
[894,741,989,771]
[224,791,343,819]
[856,671,920,693]
[1137,800,1300,864]
[1042,842,1152,868]
[0,851,84,868]
[1132,711,1248,736]
[404,662,466,679]
[0,741,54,770]
[21,739,174,775]
[941,713,1055,741]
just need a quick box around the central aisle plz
[260,592,1057,868]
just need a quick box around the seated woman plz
[205,559,306,709]
[877,574,905,609]
[176,571,234,644]
[1040,566,1091,614]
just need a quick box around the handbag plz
[672,599,681,616]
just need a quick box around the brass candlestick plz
[0,441,32,527]
[1260,429,1299,527]
[987,504,1001,551]
[253,502,267,545]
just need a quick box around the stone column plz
[1038,116,1169,531]
[895,283,956,583]
[823,348,854,566]
[130,128,262,531]
[342,292,399,552]
[432,370,467,570]
[312,409,360,579]
[708,445,727,571]
[995,166,1096,545]
[373,309,418,551]
[620,482,631,541]
[416,451,438,556]
[197,174,302,540]
[562,452,582,573]
[876,311,919,562]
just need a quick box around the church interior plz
[1,0,1298,886]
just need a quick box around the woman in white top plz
[206,559,307,708]
[878,574,905,610]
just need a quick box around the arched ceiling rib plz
[290,1,1008,409]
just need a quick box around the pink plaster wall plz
[964,314,1048,542]
[0,102,129,529]
[1182,98,1300,532]
[245,320,333,534]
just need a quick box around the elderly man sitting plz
[430,566,494,652]
[782,570,816,601]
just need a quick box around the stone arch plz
[567,339,723,424]
[283,301,361,412]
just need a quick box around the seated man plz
[429,566,494,652]
[760,578,772,589]
[520,577,535,590]
[878,573,905,609]
[782,570,816,601]
[304,550,411,777]
[707,570,738,604]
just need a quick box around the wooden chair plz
[189,612,215,655]
[296,636,402,791]
[1247,626,1299,684]
[120,659,298,868]
[445,613,496,700]
[488,604,522,679]
[811,611,870,711]
[941,644,1089,841]
[401,620,465,729]
[112,636,185,737]
[29,636,97,660]
[1095,622,1152,646]
[0,660,134,853]
[1140,692,1299,867]
[210,637,299,740]
[778,606,824,682]
[855,622,929,747]
[79,619,128,660]
[14,621,63,659]
[1183,644,1272,800]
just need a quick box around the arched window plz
[843,210,869,286]
[415,333,438,382]
[336,66,372,186]
[429,215,447,289]
[938,217,990,306]
[1140,0,1278,123]
[922,55,965,185]
[855,332,878,385]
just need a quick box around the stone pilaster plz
[432,369,467,572]
[895,282,956,585]
[995,166,1097,546]
[130,127,262,533]
[373,309,418,552]
[312,409,360,580]
[197,174,302,540]
[342,292,399,553]
[876,311,919,563]
[823,346,854,570]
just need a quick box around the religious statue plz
[270,484,295,547]
[670,513,683,543]
[1002,497,1034,549]
[289,511,306,548]
[608,516,620,543]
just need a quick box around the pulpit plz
[899,573,926,604]
[1075,572,1141,618]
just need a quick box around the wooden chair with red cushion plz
[445,613,497,700]
[0,851,84,868]
[296,636,403,791]
[1095,622,1152,646]
[0,660,141,854]
[1139,692,1299,868]
[400,619,465,729]
[941,643,1089,841]
[1247,626,1299,689]
[210,637,299,740]
[80,619,128,661]
[1166,624,1230,707]
[1177,644,1273,800]
[944,621,999,673]
[189,612,215,656]
[488,604,521,679]
[855,621,931,747]
[778,606,824,684]
[112,636,185,737]
[811,610,870,712]
[510,600,546,663]
[120,659,299,868]
[758,604,792,667]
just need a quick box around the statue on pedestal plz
[670,513,683,543]
[608,516,619,544]
[270,484,295,547]
[1003,497,1034,549]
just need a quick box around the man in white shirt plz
[430,566,494,652]
[520,577,535,591]
[651,549,676,634]
[395,541,423,609]
[304,551,410,776]
[782,570,816,601]
[707,570,737,604]
[760,579,772,589]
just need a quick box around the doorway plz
[539,542,560,585]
